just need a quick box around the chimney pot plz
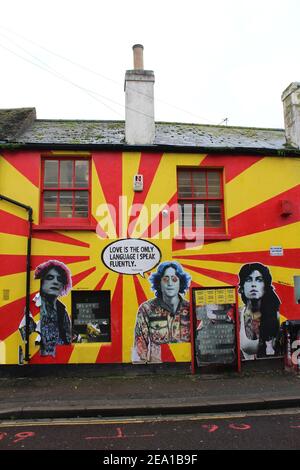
[133,44,144,70]
[281,82,300,148]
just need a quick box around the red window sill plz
[33,223,97,231]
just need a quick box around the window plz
[41,158,90,224]
[72,290,111,343]
[177,168,225,235]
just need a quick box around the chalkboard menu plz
[193,287,238,368]
[72,290,111,343]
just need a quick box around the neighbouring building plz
[0,45,300,371]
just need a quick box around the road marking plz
[1,407,300,428]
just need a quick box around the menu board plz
[73,302,99,326]
[193,287,237,367]
[72,291,111,343]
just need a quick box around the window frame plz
[40,155,92,228]
[177,167,226,238]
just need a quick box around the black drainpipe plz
[0,194,33,363]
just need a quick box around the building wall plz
[1,149,300,365]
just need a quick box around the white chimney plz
[281,82,300,148]
[125,44,155,145]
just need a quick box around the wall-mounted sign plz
[101,239,161,277]
[133,174,143,192]
[270,246,283,256]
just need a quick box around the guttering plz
[0,194,33,363]
[1,141,300,156]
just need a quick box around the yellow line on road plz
[1,408,300,428]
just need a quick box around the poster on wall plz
[131,260,191,364]
[19,259,72,358]
[192,286,239,370]
[237,262,283,360]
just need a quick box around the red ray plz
[72,267,97,286]
[0,210,29,237]
[175,248,300,270]
[93,151,122,237]
[3,151,40,187]
[29,345,75,364]
[128,152,163,236]
[0,255,90,277]
[228,185,300,239]
[96,275,123,363]
[161,344,176,362]
[0,210,90,247]
[94,272,109,290]
[273,283,300,321]
[200,154,262,183]
[182,263,238,286]
[0,292,38,341]
[33,230,90,248]
[133,275,148,305]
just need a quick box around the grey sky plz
[1,0,299,128]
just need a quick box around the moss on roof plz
[0,108,36,140]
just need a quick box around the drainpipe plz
[0,194,33,363]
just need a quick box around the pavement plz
[1,360,300,421]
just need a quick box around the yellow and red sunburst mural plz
[0,149,300,365]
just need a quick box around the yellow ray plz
[0,157,39,217]
[0,234,28,255]
[0,272,36,307]
[0,330,23,365]
[169,343,192,362]
[226,157,300,218]
[30,238,89,256]
[69,343,101,364]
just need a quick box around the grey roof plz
[0,108,295,152]
[0,108,36,141]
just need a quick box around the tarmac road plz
[1,408,300,451]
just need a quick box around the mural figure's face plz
[41,268,64,297]
[160,267,180,299]
[243,269,265,300]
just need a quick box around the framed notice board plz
[190,286,241,373]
